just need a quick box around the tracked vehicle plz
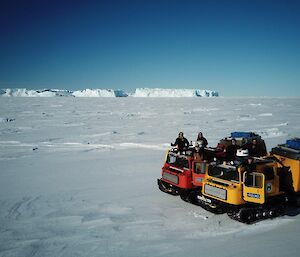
[199,138,300,223]
[157,149,207,198]
[157,131,268,203]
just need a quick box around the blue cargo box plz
[231,132,255,138]
[286,138,300,150]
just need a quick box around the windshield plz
[208,165,239,182]
[167,154,189,169]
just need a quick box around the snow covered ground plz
[0,97,300,257]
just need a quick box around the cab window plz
[167,154,189,169]
[263,166,274,180]
[168,155,176,164]
[208,165,239,182]
[244,173,263,188]
[194,162,206,174]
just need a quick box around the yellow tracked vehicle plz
[199,139,300,223]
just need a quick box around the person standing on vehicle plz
[193,143,204,160]
[244,157,256,173]
[248,139,266,157]
[172,132,190,153]
[196,132,208,148]
[243,157,257,186]
[225,139,239,161]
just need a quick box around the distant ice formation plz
[0,88,218,97]
[72,89,128,97]
[0,88,73,97]
[132,88,219,97]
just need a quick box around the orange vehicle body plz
[157,150,207,195]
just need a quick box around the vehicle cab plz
[158,148,207,195]
[202,157,282,208]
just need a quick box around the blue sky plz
[0,0,299,96]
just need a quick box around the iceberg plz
[0,88,218,97]
[0,88,73,97]
[132,88,219,97]
[72,88,128,97]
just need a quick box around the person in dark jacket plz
[225,139,239,161]
[196,132,208,147]
[248,139,267,157]
[172,132,190,153]
[244,157,256,173]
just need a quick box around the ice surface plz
[0,97,300,257]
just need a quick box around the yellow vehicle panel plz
[274,154,300,192]
[202,179,246,205]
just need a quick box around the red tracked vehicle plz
[157,148,207,199]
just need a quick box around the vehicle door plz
[192,161,207,187]
[242,172,265,204]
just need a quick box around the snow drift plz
[0,97,300,257]
[0,88,218,97]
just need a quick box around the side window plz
[194,162,206,174]
[263,166,274,180]
[244,173,263,188]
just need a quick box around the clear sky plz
[0,0,299,96]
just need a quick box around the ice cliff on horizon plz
[132,88,219,97]
[0,88,219,97]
